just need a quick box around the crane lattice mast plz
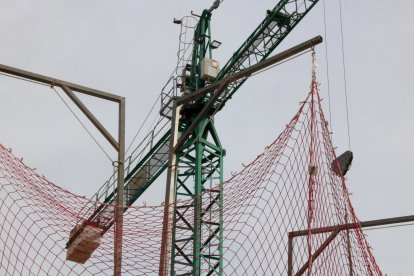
[65,0,321,274]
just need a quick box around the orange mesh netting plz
[0,74,381,275]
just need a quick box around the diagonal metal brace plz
[294,229,341,276]
[61,85,120,151]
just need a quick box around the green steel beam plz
[189,10,213,92]
[213,0,320,112]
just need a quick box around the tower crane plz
[67,0,321,275]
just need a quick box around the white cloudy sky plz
[0,1,413,274]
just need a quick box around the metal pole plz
[0,63,123,102]
[176,36,323,106]
[159,101,181,276]
[114,98,126,276]
[288,233,294,276]
[290,214,414,237]
[345,214,354,276]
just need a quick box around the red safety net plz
[0,75,381,275]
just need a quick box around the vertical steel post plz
[345,214,354,276]
[193,125,204,276]
[159,101,181,276]
[288,233,293,276]
[218,149,224,274]
[114,98,126,276]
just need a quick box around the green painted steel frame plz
[124,131,171,205]
[83,0,320,231]
[170,9,224,276]
[213,0,320,112]
[171,117,224,276]
[189,10,214,92]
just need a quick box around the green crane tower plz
[170,8,225,275]
[167,1,320,274]
[66,0,321,275]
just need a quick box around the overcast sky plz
[0,1,413,274]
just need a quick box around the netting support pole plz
[114,98,126,276]
[345,214,354,276]
[159,101,181,276]
[288,233,294,276]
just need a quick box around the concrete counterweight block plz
[66,224,102,264]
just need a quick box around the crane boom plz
[72,0,320,243]
[213,0,319,111]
